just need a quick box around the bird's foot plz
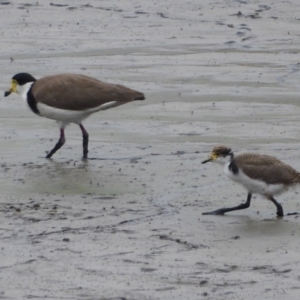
[202,209,226,216]
[286,212,300,216]
[276,210,284,217]
[276,207,284,217]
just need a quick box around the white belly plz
[36,101,118,124]
[224,163,287,196]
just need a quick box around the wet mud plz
[1,0,300,299]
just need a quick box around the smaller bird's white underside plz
[224,162,288,197]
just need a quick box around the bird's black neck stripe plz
[229,160,239,174]
[27,84,40,115]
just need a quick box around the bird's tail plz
[296,172,300,184]
[134,92,145,101]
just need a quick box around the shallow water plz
[1,1,300,299]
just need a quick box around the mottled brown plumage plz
[211,146,300,186]
[233,153,300,186]
[211,146,232,157]
[202,146,300,216]
[32,74,145,111]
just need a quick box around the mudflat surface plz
[1,1,300,299]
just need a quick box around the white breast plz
[224,162,287,196]
[18,82,34,102]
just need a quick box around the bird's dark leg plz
[79,124,89,159]
[46,128,66,158]
[269,197,284,217]
[203,193,252,215]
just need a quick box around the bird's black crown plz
[12,73,37,85]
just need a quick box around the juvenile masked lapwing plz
[4,73,145,159]
[202,146,300,217]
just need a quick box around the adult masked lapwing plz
[202,146,300,217]
[4,73,145,159]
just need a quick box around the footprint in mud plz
[158,234,207,250]
[50,3,68,7]
[252,265,292,274]
[1,202,67,224]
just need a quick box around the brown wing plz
[234,153,285,166]
[31,74,145,111]
[234,153,300,185]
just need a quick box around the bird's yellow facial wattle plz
[4,79,18,97]
[210,152,218,161]
[202,152,218,164]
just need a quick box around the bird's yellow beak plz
[202,152,218,164]
[4,79,17,97]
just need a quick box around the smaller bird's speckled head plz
[202,146,233,164]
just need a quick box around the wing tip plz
[135,93,145,101]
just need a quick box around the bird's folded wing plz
[32,74,144,111]
[240,164,299,185]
